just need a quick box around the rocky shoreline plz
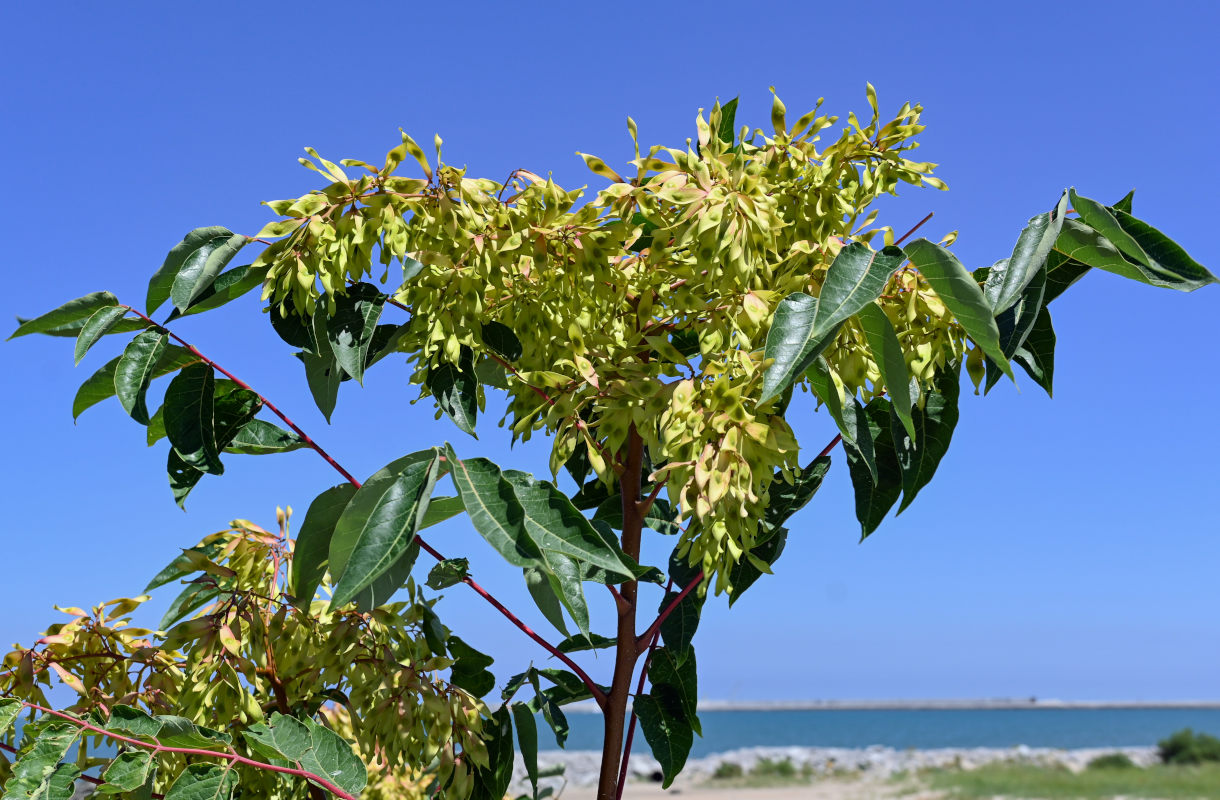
[514,745,1160,791]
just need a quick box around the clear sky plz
[2,1,1216,702]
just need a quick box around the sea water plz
[548,708,1220,757]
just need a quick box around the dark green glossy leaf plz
[856,304,915,439]
[351,539,419,612]
[9,291,119,339]
[290,483,357,604]
[329,450,442,608]
[765,454,831,530]
[426,558,469,590]
[163,363,223,474]
[167,265,267,320]
[650,646,700,736]
[903,239,1013,380]
[73,345,197,420]
[105,706,162,740]
[150,227,248,314]
[269,298,316,351]
[836,397,878,482]
[511,702,540,799]
[144,541,223,592]
[159,582,218,628]
[1071,189,1217,290]
[761,243,904,402]
[146,405,166,446]
[445,452,543,567]
[74,305,129,365]
[659,550,704,656]
[167,450,205,509]
[420,605,447,655]
[984,265,1047,393]
[556,633,615,653]
[805,356,850,440]
[162,763,237,800]
[527,671,570,749]
[419,494,465,528]
[3,722,79,800]
[114,330,170,424]
[223,419,306,455]
[1013,306,1056,397]
[482,320,523,361]
[634,693,692,788]
[892,367,960,514]
[983,193,1068,313]
[843,398,903,538]
[326,283,385,384]
[427,346,479,436]
[98,750,154,793]
[727,526,787,605]
[448,636,496,698]
[470,707,514,800]
[716,97,739,144]
[303,351,341,422]
[592,495,680,536]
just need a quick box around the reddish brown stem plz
[893,212,934,246]
[118,304,603,706]
[21,701,357,799]
[635,571,704,653]
[614,578,671,799]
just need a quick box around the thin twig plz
[893,212,934,246]
[117,304,604,707]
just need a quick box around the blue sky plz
[2,2,1216,702]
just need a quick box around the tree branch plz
[117,304,603,706]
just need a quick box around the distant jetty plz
[563,698,1220,712]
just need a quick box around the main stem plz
[597,429,645,800]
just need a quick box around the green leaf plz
[444,452,543,567]
[289,483,357,604]
[527,671,570,749]
[270,299,316,351]
[892,366,960,514]
[144,540,218,590]
[105,706,162,740]
[659,551,704,655]
[167,265,267,319]
[510,702,540,800]
[448,636,496,697]
[9,291,119,339]
[1013,306,1056,397]
[163,363,223,474]
[716,97,739,144]
[223,419,306,455]
[482,321,523,361]
[426,558,469,590]
[762,243,904,402]
[427,347,479,437]
[835,397,878,482]
[350,541,419,612]
[983,193,1068,313]
[855,304,915,440]
[419,494,465,529]
[805,356,850,439]
[167,450,205,509]
[556,633,615,653]
[243,713,311,762]
[73,345,198,420]
[727,526,788,604]
[74,306,129,365]
[162,764,237,800]
[114,330,170,424]
[470,707,514,800]
[501,470,640,578]
[524,566,571,637]
[765,455,831,530]
[159,582,218,628]
[326,283,385,384]
[843,398,903,538]
[592,496,680,536]
[634,694,692,788]
[98,751,154,793]
[1070,190,1217,290]
[650,647,700,735]
[2,722,80,800]
[0,699,21,734]
[147,227,248,314]
[328,450,442,608]
[298,718,367,797]
[302,351,341,422]
[903,239,1013,380]
[984,265,1047,393]
[154,716,231,749]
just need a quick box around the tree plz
[6,88,1215,800]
